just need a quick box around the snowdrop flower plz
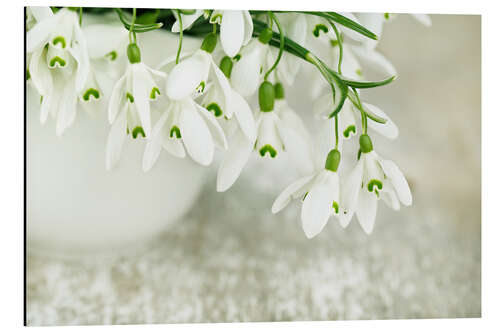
[314,94,399,140]
[272,149,342,238]
[142,96,227,169]
[217,81,311,191]
[340,134,412,234]
[83,24,130,99]
[106,43,166,170]
[26,6,53,31]
[209,10,253,57]
[27,7,93,135]
[231,28,274,97]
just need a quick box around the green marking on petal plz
[26,69,31,80]
[150,87,160,99]
[355,69,363,77]
[259,145,277,158]
[40,96,43,104]
[170,126,181,139]
[106,50,118,61]
[332,201,339,214]
[330,39,339,48]
[343,125,356,138]
[52,36,66,48]
[367,179,383,192]
[126,92,134,103]
[49,56,66,68]
[196,81,206,94]
[206,103,223,117]
[302,192,309,201]
[233,54,241,61]
[313,24,329,37]
[132,126,145,139]
[83,88,100,101]
[384,13,390,20]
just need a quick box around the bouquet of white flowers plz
[26,7,430,238]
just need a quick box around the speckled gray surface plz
[26,14,481,325]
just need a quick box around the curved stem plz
[264,12,284,81]
[175,9,183,64]
[329,21,343,75]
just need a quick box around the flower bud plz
[127,43,141,64]
[219,56,233,78]
[324,149,341,172]
[259,81,275,112]
[258,27,273,44]
[359,134,373,153]
[274,82,285,100]
[200,32,217,53]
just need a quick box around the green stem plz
[129,8,137,43]
[175,9,183,64]
[352,89,368,134]
[264,12,284,81]
[334,114,339,149]
[329,21,343,75]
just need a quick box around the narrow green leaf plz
[302,12,378,40]
[340,74,396,88]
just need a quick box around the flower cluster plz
[26,8,429,238]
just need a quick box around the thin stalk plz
[175,9,183,64]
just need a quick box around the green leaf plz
[340,74,396,88]
[303,12,378,40]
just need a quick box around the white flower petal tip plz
[216,132,253,192]
[220,11,245,57]
[271,174,315,214]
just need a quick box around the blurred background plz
[26,13,481,324]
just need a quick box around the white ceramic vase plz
[26,26,207,257]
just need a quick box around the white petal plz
[301,179,335,239]
[179,101,214,166]
[231,40,267,97]
[271,174,315,213]
[195,103,228,150]
[163,136,186,158]
[381,188,401,211]
[26,14,58,52]
[355,189,378,234]
[342,158,364,212]
[29,46,52,96]
[220,10,245,57]
[108,73,126,123]
[142,111,169,172]
[83,24,128,59]
[210,59,233,115]
[29,6,53,22]
[230,90,257,142]
[69,25,90,92]
[56,82,77,136]
[364,103,399,139]
[411,14,432,27]
[166,51,209,100]
[132,64,153,136]
[105,110,127,170]
[242,11,254,46]
[380,159,412,206]
[276,109,315,175]
[171,10,204,32]
[216,131,254,192]
[350,45,397,77]
[355,13,384,49]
